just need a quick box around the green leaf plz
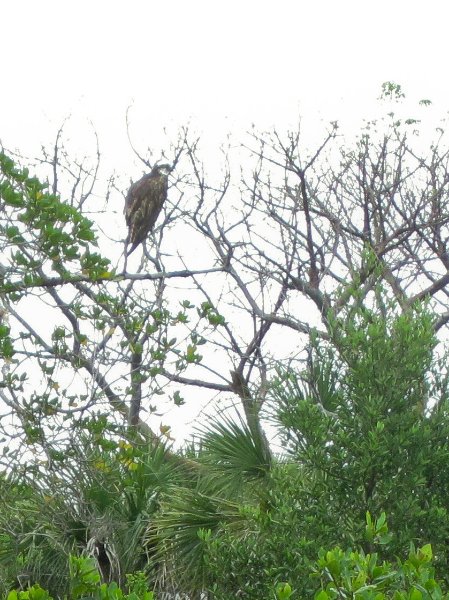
[409,588,422,600]
[276,582,293,599]
[417,544,432,563]
[173,390,185,406]
[377,512,386,529]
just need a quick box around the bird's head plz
[150,163,172,176]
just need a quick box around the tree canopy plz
[2,87,449,597]
[2,89,449,462]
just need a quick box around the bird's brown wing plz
[140,174,167,230]
[124,176,150,227]
[125,173,168,255]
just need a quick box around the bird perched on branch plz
[124,164,171,256]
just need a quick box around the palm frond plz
[197,414,271,489]
[149,487,244,592]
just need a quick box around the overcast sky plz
[2,0,449,162]
[1,0,449,442]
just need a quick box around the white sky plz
[2,0,449,158]
[1,0,449,443]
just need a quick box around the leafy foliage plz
[0,426,184,597]
[4,92,449,598]
[312,515,446,599]
[199,303,449,597]
[4,556,154,600]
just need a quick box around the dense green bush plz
[6,517,449,600]
[200,304,449,597]
[4,556,154,600]
[3,299,449,598]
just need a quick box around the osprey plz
[124,164,170,255]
